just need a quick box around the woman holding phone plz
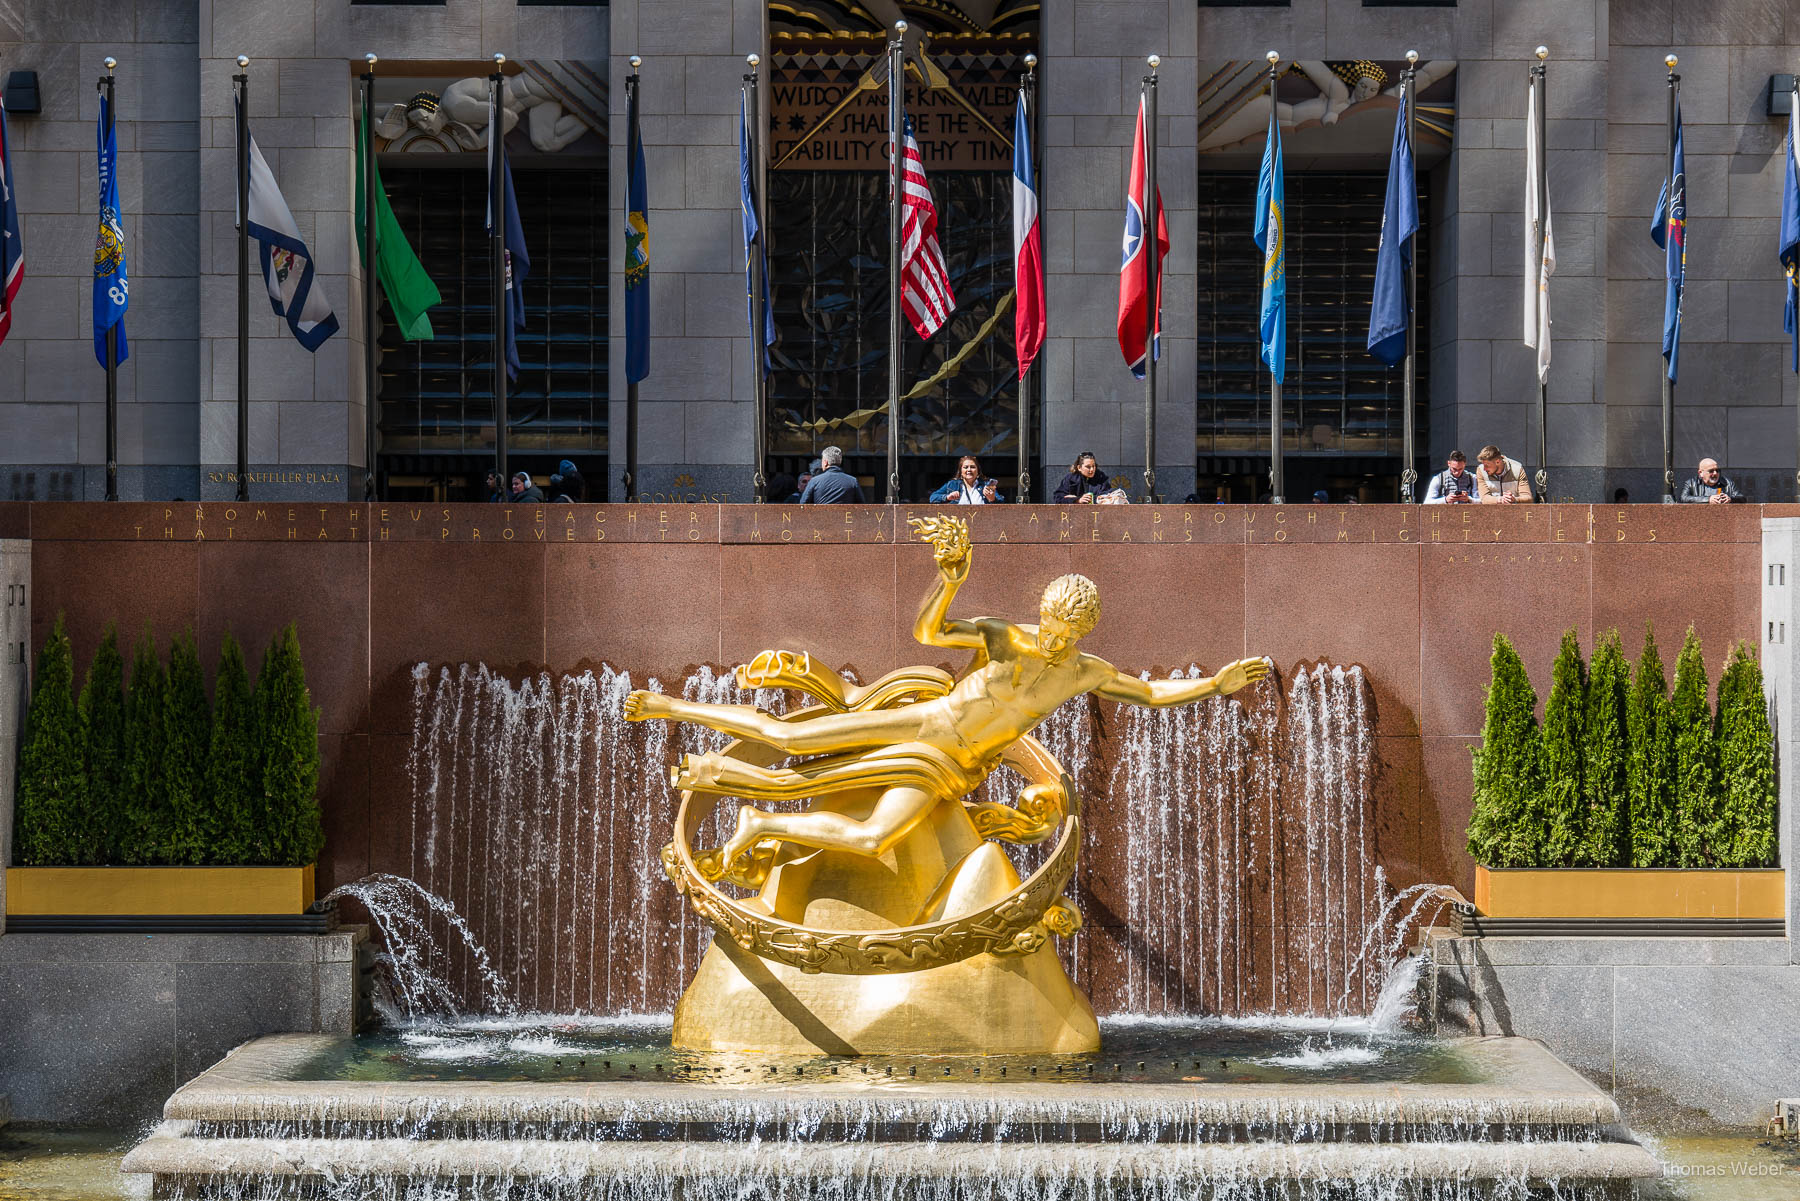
[929,455,1003,504]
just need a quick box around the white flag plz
[237,96,338,350]
[1522,75,1554,384]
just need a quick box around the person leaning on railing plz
[1678,458,1743,505]
[1474,445,1533,504]
[1054,452,1110,504]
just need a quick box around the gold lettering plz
[1556,529,1566,541]
[1617,529,1626,542]
[380,527,391,540]
[503,528,515,541]
[1647,529,1657,542]
[1274,529,1288,542]
[471,528,481,541]
[1336,530,1349,542]
[1398,528,1411,542]
[1153,530,1164,542]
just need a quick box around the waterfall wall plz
[396,659,1397,1018]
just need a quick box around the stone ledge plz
[1425,930,1793,966]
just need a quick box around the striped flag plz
[1117,93,1167,377]
[895,116,954,339]
[0,93,21,350]
[1012,87,1045,378]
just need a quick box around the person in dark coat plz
[484,469,508,503]
[550,459,588,502]
[1053,452,1110,504]
[510,471,545,504]
[798,446,866,504]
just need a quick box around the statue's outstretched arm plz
[909,517,984,650]
[1095,657,1271,708]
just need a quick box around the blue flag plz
[1780,86,1798,374]
[485,145,530,381]
[1253,105,1285,385]
[93,93,128,368]
[740,91,774,368]
[1367,82,1416,365]
[1651,98,1685,383]
[624,76,649,384]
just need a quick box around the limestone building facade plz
[0,1,1796,502]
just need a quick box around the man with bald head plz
[1678,458,1743,504]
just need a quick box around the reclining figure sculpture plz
[627,515,1268,1052]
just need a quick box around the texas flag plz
[1117,93,1168,378]
[1013,86,1045,379]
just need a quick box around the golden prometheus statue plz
[626,516,1269,1053]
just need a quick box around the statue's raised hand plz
[909,515,971,583]
[1212,657,1273,697]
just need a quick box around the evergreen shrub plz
[12,622,323,868]
[1466,634,1542,869]
[13,615,85,865]
[1537,629,1588,866]
[1716,642,1777,867]
[1670,628,1722,867]
[1626,624,1677,867]
[1581,631,1630,868]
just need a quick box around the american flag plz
[895,117,955,339]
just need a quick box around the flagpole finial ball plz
[493,53,506,66]
[236,55,249,68]
[894,20,907,34]
[1535,46,1549,61]
[629,55,641,69]
[364,53,377,67]
[1147,54,1161,69]
[1266,50,1280,66]
[1405,50,1419,66]
[103,56,117,71]
[1665,54,1678,69]
[1024,53,1038,68]
[747,53,760,67]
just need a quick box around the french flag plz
[1013,86,1045,379]
[0,92,22,350]
[1117,93,1167,377]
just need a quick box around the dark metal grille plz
[1196,171,1428,464]
[375,165,609,462]
[767,170,1029,472]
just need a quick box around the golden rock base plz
[671,934,1099,1055]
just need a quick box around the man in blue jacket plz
[929,455,1002,504]
[798,446,866,504]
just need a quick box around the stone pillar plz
[607,0,764,503]
[1041,0,1197,504]
[1761,516,1800,962]
[0,540,29,938]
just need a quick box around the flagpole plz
[234,55,250,503]
[746,53,769,504]
[625,55,641,503]
[886,20,906,504]
[1142,54,1159,501]
[1400,50,1418,505]
[1532,47,1549,501]
[360,53,379,502]
[101,56,118,502]
[1018,53,1037,505]
[1662,53,1679,504]
[1266,50,1284,506]
[489,53,509,487]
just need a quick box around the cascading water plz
[368,659,1446,1023]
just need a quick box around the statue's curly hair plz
[1040,573,1100,637]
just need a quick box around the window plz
[1195,172,1429,496]
[374,165,609,477]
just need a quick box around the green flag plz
[355,122,440,341]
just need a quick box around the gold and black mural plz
[765,2,1037,490]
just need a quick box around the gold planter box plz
[1474,865,1784,919]
[4,865,315,916]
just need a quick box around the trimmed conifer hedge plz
[1467,625,1777,869]
[10,618,323,868]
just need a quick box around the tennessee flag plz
[1117,93,1168,378]
[1013,87,1045,379]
